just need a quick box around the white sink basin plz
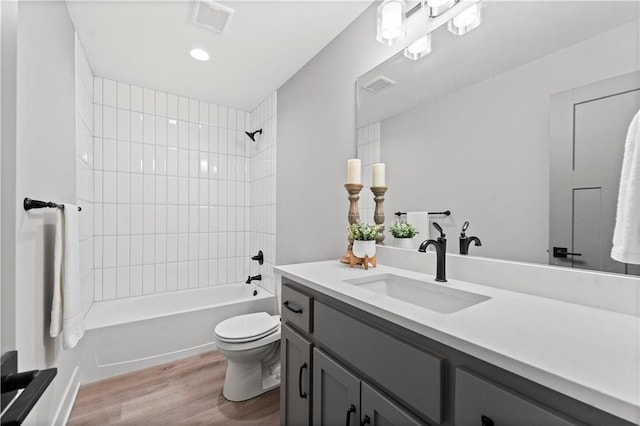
[344,274,490,314]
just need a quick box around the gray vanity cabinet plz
[281,324,312,426]
[361,382,425,426]
[312,348,360,425]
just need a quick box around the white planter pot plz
[352,240,376,258]
[394,237,415,250]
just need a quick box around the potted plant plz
[349,222,383,258]
[389,221,419,249]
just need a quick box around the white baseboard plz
[52,365,80,425]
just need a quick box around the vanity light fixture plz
[447,3,483,35]
[376,0,407,46]
[189,48,210,62]
[404,34,432,60]
[426,0,456,17]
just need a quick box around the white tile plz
[155,205,167,234]
[131,235,143,265]
[166,93,178,118]
[228,108,236,130]
[178,121,188,148]
[198,101,208,124]
[237,111,245,133]
[199,179,209,205]
[208,233,218,259]
[178,206,189,234]
[209,126,219,153]
[167,119,178,148]
[155,235,167,264]
[219,128,228,154]
[117,82,130,110]
[156,116,167,146]
[178,149,189,177]
[189,123,199,150]
[103,268,116,300]
[189,99,199,123]
[155,264,167,293]
[218,258,227,285]
[189,151,199,177]
[143,234,155,264]
[117,204,130,235]
[227,257,236,282]
[131,174,143,204]
[189,206,199,233]
[131,112,143,142]
[209,153,218,180]
[209,208,219,234]
[143,264,155,294]
[189,233,198,260]
[94,105,103,137]
[177,262,188,290]
[167,235,178,262]
[219,106,228,129]
[155,176,167,205]
[166,262,178,292]
[167,205,178,234]
[117,141,130,172]
[167,176,178,204]
[189,178,199,205]
[219,181,228,207]
[130,265,143,296]
[103,236,117,267]
[143,114,155,145]
[199,125,209,152]
[178,234,189,262]
[103,172,117,203]
[94,269,103,301]
[103,139,117,171]
[143,144,155,174]
[209,104,219,126]
[143,204,155,234]
[103,79,117,107]
[143,88,155,114]
[218,232,227,258]
[188,261,198,288]
[219,154,228,180]
[117,173,130,203]
[208,259,218,286]
[199,234,208,260]
[94,204,103,236]
[178,178,189,206]
[93,77,103,104]
[199,206,209,233]
[117,236,130,267]
[199,260,208,287]
[103,107,117,139]
[167,147,178,176]
[130,143,143,174]
[131,85,143,112]
[178,97,189,121]
[228,157,237,181]
[155,91,167,117]
[155,146,167,175]
[94,236,103,268]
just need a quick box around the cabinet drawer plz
[314,302,444,424]
[282,284,313,334]
[455,368,581,426]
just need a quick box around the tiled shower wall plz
[249,93,277,295]
[75,36,95,315]
[92,77,255,300]
[356,122,380,224]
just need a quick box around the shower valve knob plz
[251,250,264,265]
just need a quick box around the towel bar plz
[23,198,81,212]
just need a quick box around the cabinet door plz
[455,369,581,426]
[313,348,360,426]
[361,382,425,426]
[281,324,312,426]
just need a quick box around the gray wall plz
[381,20,640,264]
[11,2,79,422]
[276,4,391,265]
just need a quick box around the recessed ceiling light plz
[190,48,210,62]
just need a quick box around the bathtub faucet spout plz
[246,274,262,284]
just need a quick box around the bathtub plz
[79,284,276,384]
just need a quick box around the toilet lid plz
[215,312,279,342]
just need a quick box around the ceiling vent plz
[192,0,235,34]
[362,75,396,93]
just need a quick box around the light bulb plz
[376,0,406,46]
[448,3,483,35]
[404,34,432,61]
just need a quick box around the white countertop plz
[275,260,640,424]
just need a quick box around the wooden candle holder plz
[340,183,364,264]
[371,186,388,245]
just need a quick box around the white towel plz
[50,204,84,349]
[612,109,640,264]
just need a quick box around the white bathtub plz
[79,284,276,383]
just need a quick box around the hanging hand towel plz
[612,109,640,264]
[50,204,84,349]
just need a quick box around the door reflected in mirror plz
[356,1,640,276]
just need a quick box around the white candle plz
[372,163,386,187]
[347,159,361,184]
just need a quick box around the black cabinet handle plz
[346,404,356,426]
[298,363,307,399]
[284,301,303,314]
[552,247,582,258]
[1,368,57,425]
[481,415,494,426]
[360,415,371,426]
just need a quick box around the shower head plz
[245,129,262,142]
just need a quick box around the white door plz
[550,71,640,275]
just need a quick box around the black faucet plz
[459,221,482,255]
[418,222,447,282]
[246,274,262,284]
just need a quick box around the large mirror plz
[357,1,640,275]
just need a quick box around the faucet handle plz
[432,222,446,238]
[461,221,469,236]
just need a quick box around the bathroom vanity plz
[276,257,639,426]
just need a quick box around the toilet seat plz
[214,312,280,343]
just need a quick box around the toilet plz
[214,312,281,401]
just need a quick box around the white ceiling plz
[67,1,372,112]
